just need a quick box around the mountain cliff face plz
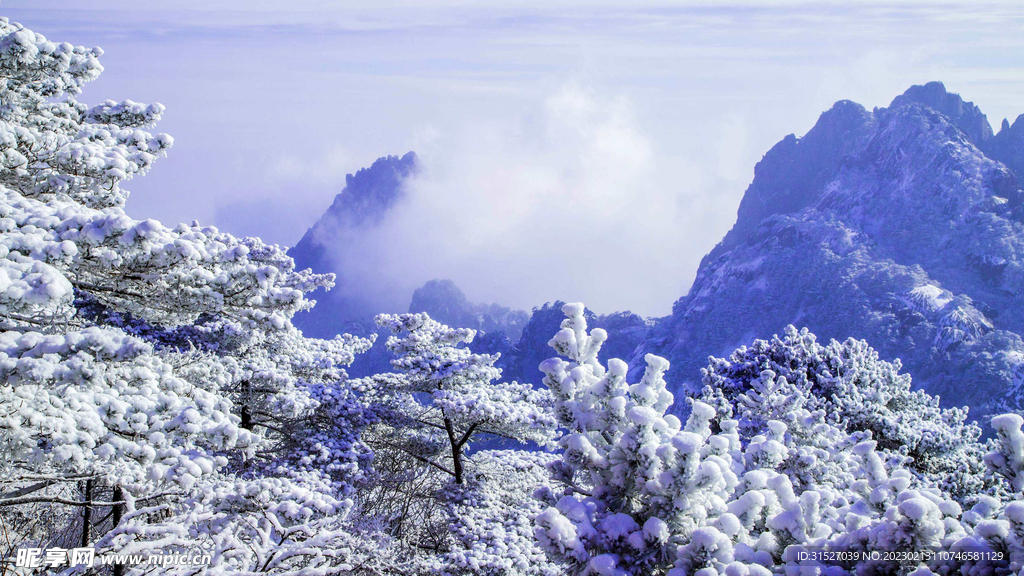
[985,114,1024,183]
[635,82,1024,421]
[289,152,418,338]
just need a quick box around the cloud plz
[266,145,357,187]
[200,147,365,247]
[714,112,749,182]
[316,82,717,317]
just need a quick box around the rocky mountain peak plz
[889,81,993,145]
[637,82,1024,423]
[288,152,418,336]
[699,97,874,268]
[327,151,418,228]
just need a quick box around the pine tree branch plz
[0,491,181,508]
[455,423,479,449]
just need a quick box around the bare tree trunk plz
[111,485,123,526]
[443,418,479,485]
[240,380,254,430]
[443,417,464,484]
[112,486,124,576]
[80,479,93,548]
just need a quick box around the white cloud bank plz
[319,83,727,316]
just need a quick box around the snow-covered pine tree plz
[355,312,559,571]
[0,18,380,573]
[361,312,556,485]
[535,303,715,574]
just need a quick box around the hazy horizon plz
[6,1,1022,316]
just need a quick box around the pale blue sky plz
[5,1,1023,315]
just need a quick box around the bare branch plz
[372,440,455,478]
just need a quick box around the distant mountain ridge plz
[409,279,530,342]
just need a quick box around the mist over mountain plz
[289,152,418,338]
[291,82,1024,423]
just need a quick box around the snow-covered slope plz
[637,82,1024,421]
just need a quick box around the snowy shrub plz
[986,413,1024,496]
[699,325,991,500]
[440,450,564,575]
[535,303,1024,576]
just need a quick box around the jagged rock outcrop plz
[890,80,994,146]
[289,152,418,337]
[985,114,1024,183]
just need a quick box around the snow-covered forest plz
[5,14,1024,576]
